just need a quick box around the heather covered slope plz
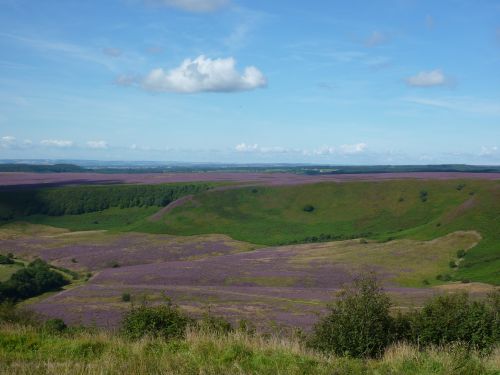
[157,179,500,284]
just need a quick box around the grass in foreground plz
[0,324,498,375]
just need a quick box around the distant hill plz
[0,162,499,174]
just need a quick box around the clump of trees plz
[309,275,499,358]
[0,183,211,221]
[0,259,69,303]
[0,253,14,264]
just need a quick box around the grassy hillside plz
[0,324,498,375]
[156,180,499,284]
[2,179,498,285]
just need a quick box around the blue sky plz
[0,0,499,164]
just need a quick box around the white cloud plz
[479,146,498,156]
[364,31,388,47]
[86,140,108,149]
[235,143,259,152]
[152,0,229,12]
[339,143,367,154]
[1,135,16,147]
[406,69,449,87]
[40,139,74,148]
[312,143,367,156]
[142,55,267,93]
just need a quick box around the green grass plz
[0,263,24,282]
[154,180,499,284]
[0,324,497,375]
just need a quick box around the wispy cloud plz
[102,47,122,57]
[40,139,74,148]
[425,15,435,30]
[363,31,389,47]
[1,33,117,71]
[148,0,230,12]
[403,96,500,115]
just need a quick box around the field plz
[0,173,499,333]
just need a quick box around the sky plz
[0,0,499,164]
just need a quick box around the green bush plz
[197,311,233,335]
[0,302,40,325]
[43,318,67,333]
[121,302,193,340]
[121,293,131,302]
[309,275,393,358]
[457,249,466,258]
[0,254,14,265]
[403,292,498,352]
[302,204,315,212]
[419,190,428,202]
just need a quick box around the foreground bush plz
[120,301,193,340]
[402,291,499,352]
[309,276,499,358]
[309,275,393,358]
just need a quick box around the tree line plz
[0,183,211,220]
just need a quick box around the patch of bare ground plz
[434,282,498,294]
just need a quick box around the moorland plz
[0,168,499,374]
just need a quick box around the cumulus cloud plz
[1,136,16,147]
[150,0,229,12]
[235,143,259,152]
[40,139,74,148]
[312,143,367,156]
[86,140,108,149]
[406,69,450,87]
[479,146,498,156]
[364,31,388,47]
[339,143,367,154]
[142,55,267,93]
[102,47,122,57]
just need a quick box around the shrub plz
[302,204,315,212]
[43,318,67,333]
[309,275,393,358]
[0,254,14,265]
[457,249,466,258]
[121,292,131,302]
[0,302,40,325]
[449,260,458,268]
[197,310,233,335]
[121,302,193,340]
[419,190,428,202]
[237,319,256,336]
[404,292,498,352]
